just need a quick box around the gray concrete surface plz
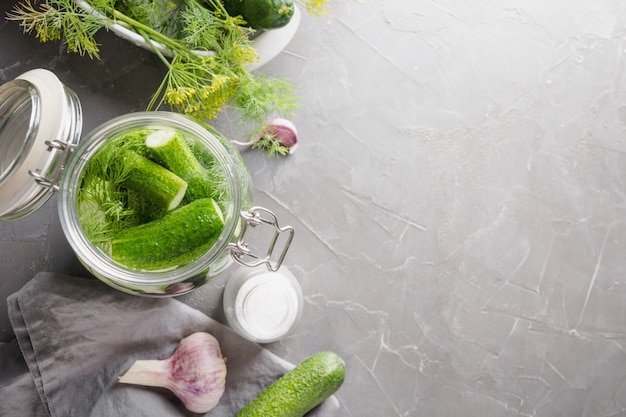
[2,1,626,415]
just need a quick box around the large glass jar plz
[0,69,294,296]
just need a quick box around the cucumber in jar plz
[110,198,225,270]
[145,129,217,202]
[120,149,188,211]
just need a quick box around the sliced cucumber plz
[237,351,345,417]
[146,130,216,202]
[120,150,187,211]
[110,198,224,270]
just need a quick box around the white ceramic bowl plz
[75,0,301,71]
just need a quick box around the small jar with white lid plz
[223,265,303,343]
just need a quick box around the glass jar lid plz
[0,69,82,220]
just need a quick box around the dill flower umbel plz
[155,53,232,119]
[299,0,331,17]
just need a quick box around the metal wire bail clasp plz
[228,207,295,272]
[28,139,76,191]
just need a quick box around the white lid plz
[224,266,303,343]
[0,69,82,220]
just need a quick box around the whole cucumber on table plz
[237,351,345,417]
[111,198,224,270]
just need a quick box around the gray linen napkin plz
[0,272,340,417]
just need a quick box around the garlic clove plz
[262,117,298,155]
[231,117,299,156]
[119,332,227,413]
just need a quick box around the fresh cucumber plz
[221,0,295,30]
[145,130,216,202]
[120,150,187,211]
[237,351,345,417]
[110,198,224,270]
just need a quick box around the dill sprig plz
[234,73,299,123]
[78,133,144,244]
[6,0,106,58]
[252,133,291,157]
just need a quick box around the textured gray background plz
[2,1,626,416]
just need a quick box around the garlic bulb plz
[118,332,227,413]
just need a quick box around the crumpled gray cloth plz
[0,272,340,417]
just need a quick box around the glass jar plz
[0,69,294,296]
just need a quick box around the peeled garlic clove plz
[119,332,227,413]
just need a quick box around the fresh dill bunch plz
[8,0,304,157]
[156,0,264,122]
[142,0,257,121]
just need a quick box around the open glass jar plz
[0,69,294,296]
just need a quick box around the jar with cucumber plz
[59,111,294,295]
